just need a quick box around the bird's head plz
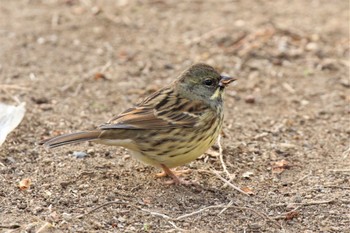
[175,63,236,107]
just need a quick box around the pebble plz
[33,206,43,214]
[6,157,16,163]
[249,223,261,230]
[37,37,45,44]
[62,212,73,220]
[279,143,297,149]
[245,95,256,104]
[305,42,318,51]
[242,171,254,179]
[340,79,350,88]
[87,148,95,155]
[118,216,126,223]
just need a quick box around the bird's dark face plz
[176,63,236,105]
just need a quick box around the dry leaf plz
[241,186,255,195]
[272,160,291,174]
[18,178,31,190]
[93,72,108,80]
[285,210,299,220]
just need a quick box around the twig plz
[175,204,227,220]
[76,199,281,230]
[0,224,21,229]
[51,13,59,28]
[217,135,231,179]
[0,84,29,90]
[329,169,350,173]
[272,206,300,220]
[235,206,282,229]
[342,147,349,159]
[299,199,335,206]
[218,200,234,215]
[296,172,311,183]
[141,208,172,219]
[271,199,335,221]
[213,170,250,196]
[166,221,187,232]
[324,185,350,190]
[189,26,226,44]
[100,60,112,73]
[35,222,52,233]
[142,201,280,228]
[217,136,244,193]
[282,82,296,94]
[76,200,126,219]
[272,199,335,208]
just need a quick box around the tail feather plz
[39,131,101,149]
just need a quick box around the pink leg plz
[157,164,193,185]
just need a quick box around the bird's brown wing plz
[99,87,208,130]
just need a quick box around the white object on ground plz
[0,102,26,146]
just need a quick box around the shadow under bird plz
[39,63,236,184]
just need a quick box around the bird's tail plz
[39,130,101,149]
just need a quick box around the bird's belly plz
[161,137,216,168]
[134,123,222,168]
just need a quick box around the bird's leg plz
[156,164,192,185]
[156,166,191,178]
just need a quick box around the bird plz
[39,63,236,184]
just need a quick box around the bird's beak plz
[219,75,236,87]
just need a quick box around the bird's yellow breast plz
[129,110,223,168]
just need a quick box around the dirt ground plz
[0,0,349,232]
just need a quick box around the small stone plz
[245,95,255,104]
[279,143,297,150]
[96,48,104,55]
[300,100,309,106]
[91,6,101,15]
[235,19,245,27]
[182,222,190,227]
[6,157,16,163]
[249,223,261,229]
[33,207,43,214]
[87,148,95,155]
[44,190,52,197]
[242,171,254,179]
[340,79,350,88]
[37,37,46,44]
[293,195,302,203]
[305,42,318,51]
[62,212,72,220]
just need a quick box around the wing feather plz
[100,87,208,130]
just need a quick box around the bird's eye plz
[203,79,213,86]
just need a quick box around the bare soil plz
[0,0,349,232]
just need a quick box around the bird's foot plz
[156,164,194,185]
